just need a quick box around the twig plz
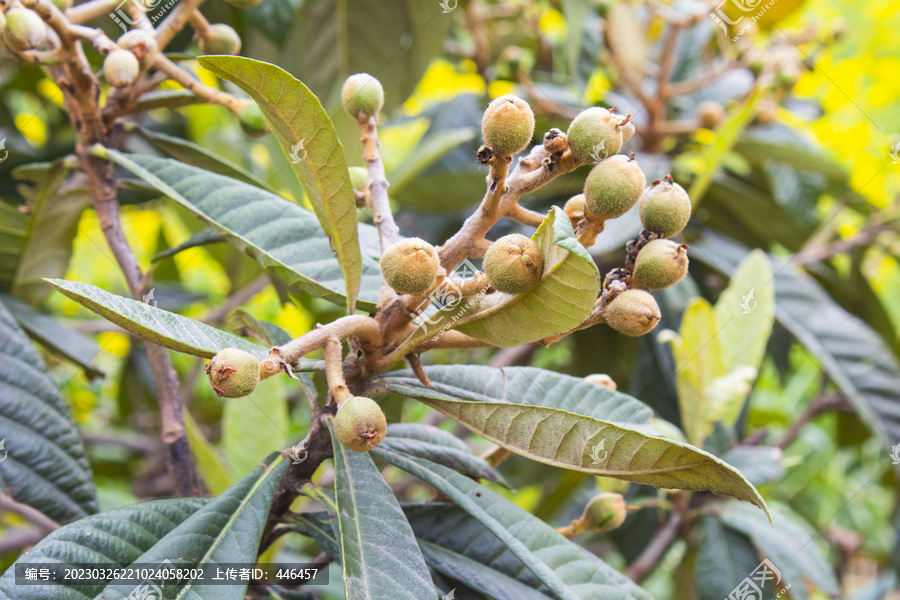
[151,54,248,114]
[625,512,683,583]
[0,494,59,533]
[276,316,381,366]
[153,0,204,49]
[777,394,851,450]
[358,115,400,254]
[202,274,270,324]
[0,528,46,554]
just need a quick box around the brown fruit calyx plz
[481,95,535,157]
[631,239,689,290]
[334,396,387,452]
[484,233,544,295]
[205,348,260,398]
[603,289,661,337]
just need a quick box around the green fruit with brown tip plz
[117,30,158,69]
[584,373,616,391]
[632,239,689,290]
[604,289,660,336]
[335,396,387,452]
[567,107,623,163]
[349,166,369,192]
[576,493,627,533]
[198,23,241,55]
[103,49,140,88]
[205,348,260,398]
[484,233,544,294]
[584,155,646,221]
[481,94,535,156]
[639,179,691,236]
[563,194,585,223]
[342,73,384,120]
[3,7,45,51]
[381,238,440,294]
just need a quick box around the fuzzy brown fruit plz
[342,73,384,120]
[3,8,46,51]
[604,289,660,336]
[563,193,586,224]
[117,30,158,69]
[638,179,692,237]
[484,233,544,295]
[348,166,369,192]
[481,95,535,157]
[632,239,689,290]
[198,23,241,55]
[567,107,623,163]
[205,348,260,398]
[584,155,646,221]
[335,396,387,452]
[103,49,140,88]
[381,238,440,295]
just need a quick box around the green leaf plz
[380,428,508,486]
[226,308,293,346]
[0,300,98,523]
[327,417,435,599]
[151,228,222,263]
[129,124,276,192]
[373,450,653,600]
[222,377,289,479]
[97,454,288,600]
[198,56,363,313]
[292,0,452,110]
[696,516,772,600]
[46,278,274,359]
[379,369,769,514]
[454,208,600,347]
[417,539,551,600]
[101,149,381,311]
[720,501,840,600]
[245,0,303,46]
[0,292,103,379]
[0,498,209,599]
[183,410,233,495]
[8,161,89,304]
[713,249,775,374]
[388,128,477,194]
[375,365,654,426]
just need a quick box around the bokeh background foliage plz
[1,0,899,598]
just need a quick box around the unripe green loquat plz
[604,289,660,337]
[103,49,140,88]
[484,233,544,295]
[335,396,387,452]
[205,348,260,398]
[631,239,689,290]
[342,73,384,120]
[566,107,623,163]
[348,166,369,192]
[576,493,627,533]
[381,238,440,295]
[198,23,241,55]
[583,155,646,221]
[3,7,46,51]
[481,95,535,157]
[638,178,692,237]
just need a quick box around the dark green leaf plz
[0,300,98,524]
